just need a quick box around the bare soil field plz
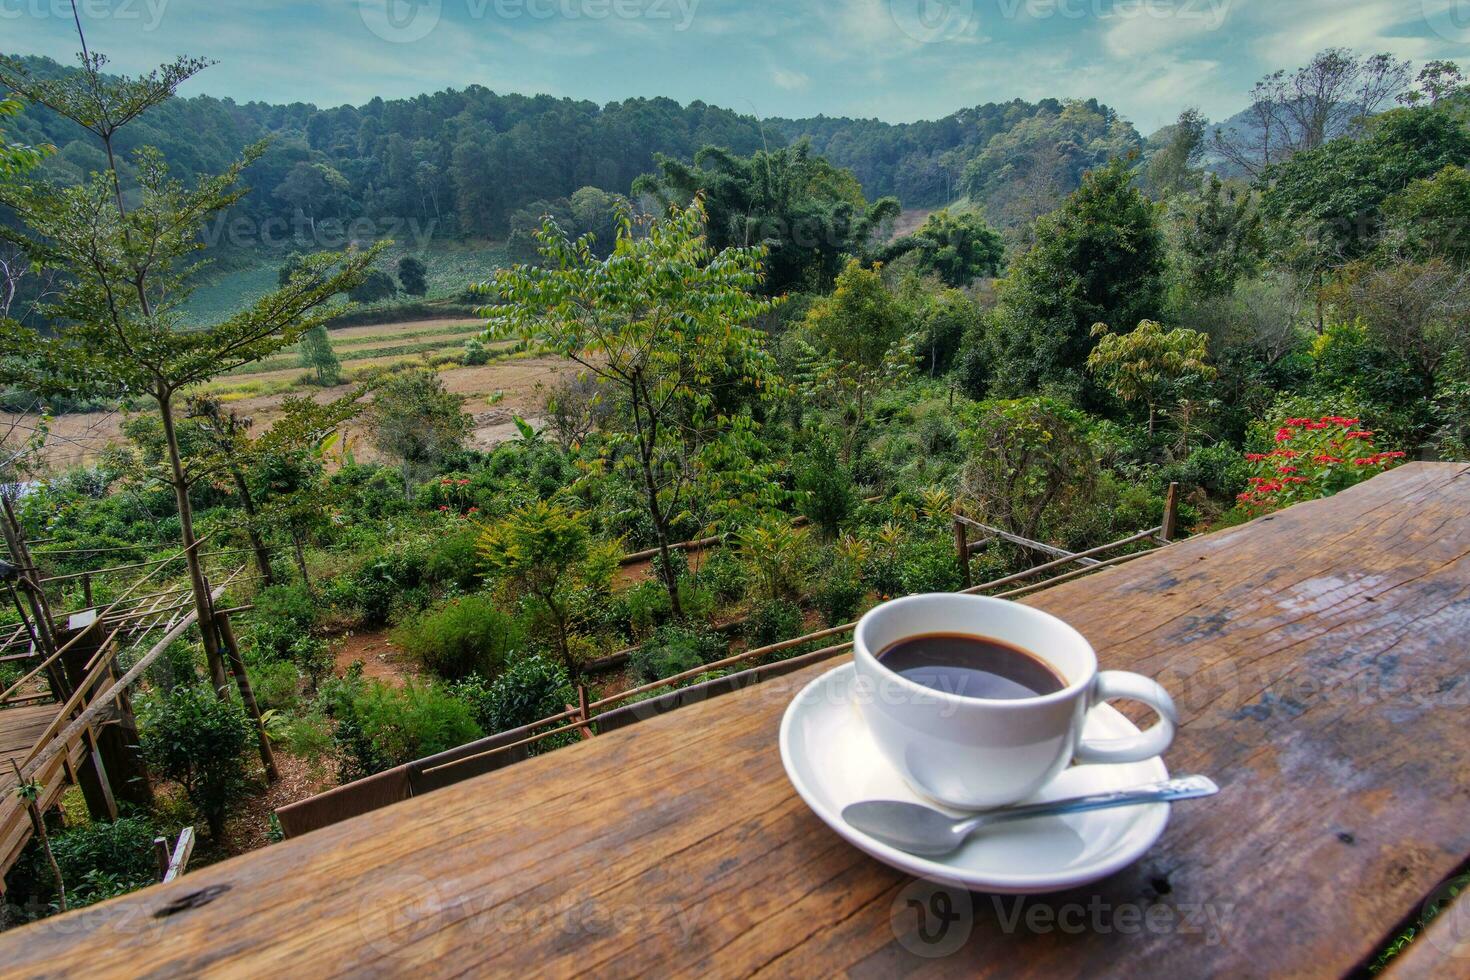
[6,350,578,472]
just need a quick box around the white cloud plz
[770,66,810,90]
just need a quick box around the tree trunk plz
[1148,404,1157,436]
[629,376,684,619]
[157,389,230,698]
[291,531,311,590]
[229,468,275,587]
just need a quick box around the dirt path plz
[332,628,423,686]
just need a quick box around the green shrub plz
[795,443,856,538]
[693,549,746,603]
[630,624,725,683]
[463,338,491,365]
[898,533,962,594]
[454,655,577,750]
[335,680,482,776]
[425,527,482,591]
[618,579,671,637]
[247,660,302,712]
[745,598,804,647]
[814,568,866,626]
[391,595,525,681]
[11,814,160,914]
[252,583,317,633]
[140,684,254,839]
[338,542,430,626]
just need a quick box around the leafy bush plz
[140,684,254,839]
[813,568,866,626]
[424,527,483,591]
[252,583,317,633]
[337,541,430,626]
[630,624,725,683]
[10,814,161,914]
[247,660,302,712]
[463,338,491,365]
[617,579,671,638]
[795,442,857,538]
[898,533,963,594]
[693,549,746,603]
[1236,414,1405,514]
[332,680,482,777]
[745,599,804,647]
[391,594,525,680]
[454,654,577,748]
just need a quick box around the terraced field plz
[8,316,576,470]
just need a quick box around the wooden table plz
[3,462,1469,977]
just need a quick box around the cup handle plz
[1074,671,1178,765]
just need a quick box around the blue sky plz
[5,0,1467,131]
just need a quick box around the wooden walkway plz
[0,702,60,796]
[1,463,1468,975]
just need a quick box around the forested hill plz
[2,52,1146,241]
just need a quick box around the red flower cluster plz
[1236,415,1405,512]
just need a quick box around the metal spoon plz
[842,775,1219,856]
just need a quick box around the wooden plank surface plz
[2,462,1469,977]
[0,703,60,797]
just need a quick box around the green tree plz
[298,325,341,385]
[1381,165,1470,266]
[272,160,349,237]
[349,269,397,303]
[988,158,1166,393]
[397,256,428,297]
[367,370,472,498]
[0,96,48,176]
[483,200,781,617]
[797,259,918,453]
[635,141,899,294]
[1171,176,1261,299]
[1087,320,1216,434]
[1144,108,1206,199]
[0,48,379,695]
[479,501,611,674]
[878,209,1004,286]
[959,398,1102,542]
[140,683,253,840]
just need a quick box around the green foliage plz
[367,370,472,495]
[140,684,254,839]
[1171,175,1261,299]
[634,141,898,294]
[630,624,725,683]
[879,210,1004,286]
[462,338,491,365]
[898,532,964,594]
[1087,320,1216,434]
[795,441,857,539]
[329,679,482,777]
[1381,165,1470,266]
[813,563,867,626]
[484,199,782,618]
[960,397,1103,541]
[12,814,159,913]
[745,598,803,647]
[424,526,483,591]
[349,269,398,304]
[961,98,1143,229]
[0,95,49,176]
[397,256,429,297]
[391,594,526,681]
[454,654,576,747]
[988,159,1166,394]
[734,519,809,603]
[298,326,342,386]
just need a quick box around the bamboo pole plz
[217,611,278,782]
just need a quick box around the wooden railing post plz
[953,517,972,590]
[1162,482,1180,543]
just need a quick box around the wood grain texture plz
[2,462,1468,977]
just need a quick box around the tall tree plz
[298,325,342,385]
[987,158,1166,394]
[397,256,428,297]
[1213,49,1412,177]
[483,200,781,617]
[0,45,379,694]
[1144,108,1206,199]
[367,369,472,499]
[1087,320,1216,435]
[877,210,1004,286]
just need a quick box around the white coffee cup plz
[853,593,1177,809]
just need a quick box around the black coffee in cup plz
[876,632,1065,700]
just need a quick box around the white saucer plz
[779,662,1172,894]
